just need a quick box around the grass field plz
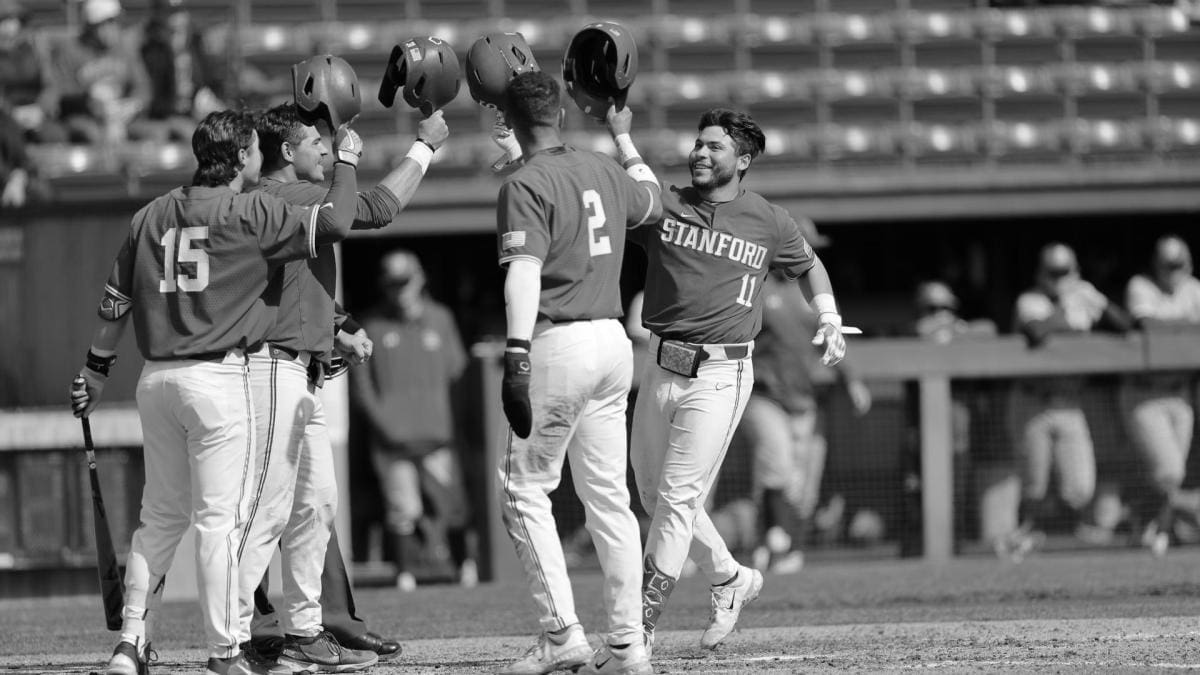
[5,547,1200,673]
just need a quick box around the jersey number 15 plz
[159,226,210,293]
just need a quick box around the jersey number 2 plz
[583,189,611,257]
[159,226,210,293]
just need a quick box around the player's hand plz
[71,372,105,418]
[334,124,363,166]
[491,111,522,165]
[811,316,846,367]
[501,349,533,439]
[847,379,872,416]
[334,328,373,365]
[606,104,632,137]
[417,110,449,150]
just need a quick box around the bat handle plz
[80,415,97,468]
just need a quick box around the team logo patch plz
[501,230,526,251]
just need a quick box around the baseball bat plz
[80,414,125,631]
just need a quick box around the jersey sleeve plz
[98,221,137,320]
[1125,275,1158,320]
[770,210,817,279]
[496,177,550,268]
[246,192,320,263]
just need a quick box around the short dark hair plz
[504,71,561,132]
[191,110,255,187]
[256,103,308,172]
[697,108,766,171]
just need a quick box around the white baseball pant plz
[631,335,754,584]
[499,319,643,646]
[1119,380,1193,494]
[125,352,254,660]
[238,350,336,642]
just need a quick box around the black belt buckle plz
[657,340,705,378]
[307,358,325,388]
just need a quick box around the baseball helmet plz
[292,54,361,132]
[379,36,461,116]
[465,32,540,110]
[562,21,638,121]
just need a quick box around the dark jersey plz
[104,185,321,359]
[254,179,398,357]
[630,185,815,344]
[496,145,658,322]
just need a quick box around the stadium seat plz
[900,9,977,43]
[905,122,983,159]
[1150,116,1200,152]
[986,119,1065,158]
[984,64,1059,98]
[736,13,815,47]
[1057,62,1140,96]
[902,66,979,100]
[975,8,1058,41]
[821,123,901,161]
[1143,61,1200,93]
[1057,5,1138,38]
[1067,118,1146,155]
[817,69,894,102]
[816,12,896,46]
[1135,5,1192,36]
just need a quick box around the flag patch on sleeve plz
[502,230,526,251]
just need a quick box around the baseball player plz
[494,70,661,675]
[628,108,846,653]
[1000,242,1132,561]
[1119,236,1200,556]
[69,108,362,675]
[240,68,449,668]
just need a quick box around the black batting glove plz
[501,343,533,439]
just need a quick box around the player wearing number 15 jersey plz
[493,71,660,675]
[69,109,361,675]
[627,108,847,654]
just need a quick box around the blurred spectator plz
[139,0,225,141]
[0,106,47,206]
[903,281,997,557]
[51,0,153,143]
[740,266,871,574]
[1119,235,1200,556]
[0,0,66,143]
[998,242,1133,561]
[350,250,477,591]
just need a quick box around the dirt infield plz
[5,548,1200,673]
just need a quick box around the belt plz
[267,343,312,368]
[176,348,246,364]
[650,334,753,361]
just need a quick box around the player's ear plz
[237,145,248,168]
[281,141,295,162]
[736,152,752,173]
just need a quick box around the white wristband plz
[813,293,838,316]
[625,162,659,186]
[614,133,639,164]
[819,312,843,329]
[405,141,434,175]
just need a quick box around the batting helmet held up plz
[292,54,361,133]
[562,21,638,122]
[379,36,461,116]
[465,32,539,110]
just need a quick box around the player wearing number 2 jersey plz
[493,71,661,675]
[69,109,361,675]
[628,108,847,653]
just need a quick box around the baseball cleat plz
[498,623,591,675]
[204,653,291,675]
[105,638,150,675]
[334,632,402,662]
[578,641,652,675]
[277,631,378,673]
[700,566,763,650]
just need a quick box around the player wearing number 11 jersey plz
[69,109,361,675]
[628,108,847,653]
[493,71,660,675]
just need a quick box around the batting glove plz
[334,124,363,166]
[812,313,847,367]
[501,343,533,439]
[490,112,523,172]
[71,371,105,418]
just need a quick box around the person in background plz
[741,266,871,574]
[1119,235,1200,556]
[903,280,996,557]
[139,0,225,141]
[999,242,1132,562]
[0,0,67,142]
[0,106,36,207]
[350,250,477,593]
[51,0,152,143]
